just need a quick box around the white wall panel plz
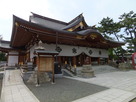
[30,43,108,60]
[8,56,18,66]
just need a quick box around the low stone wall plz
[118,63,133,70]
[108,61,118,68]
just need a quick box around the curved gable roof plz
[10,15,125,50]
[30,12,68,25]
[62,13,88,30]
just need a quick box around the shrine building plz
[0,13,124,67]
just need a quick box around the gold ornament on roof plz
[100,40,107,44]
[90,34,97,39]
[15,22,19,27]
[76,35,86,39]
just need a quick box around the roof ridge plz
[31,12,68,25]
[68,13,83,24]
[1,40,10,43]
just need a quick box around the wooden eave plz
[10,15,77,48]
[34,50,59,56]
[0,46,25,53]
[10,15,125,50]
[0,47,13,52]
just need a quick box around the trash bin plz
[54,62,62,74]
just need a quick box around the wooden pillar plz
[37,55,40,86]
[52,55,55,83]
[107,58,110,64]
[98,57,100,65]
[7,53,9,66]
[89,57,91,64]
[58,56,61,63]
[18,53,21,65]
[73,56,77,75]
[62,57,65,64]
[26,52,30,62]
[83,53,85,65]
[73,56,76,67]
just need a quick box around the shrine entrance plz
[56,53,108,68]
[76,53,91,66]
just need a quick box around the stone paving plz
[92,65,120,74]
[73,89,135,102]
[1,70,39,102]
[72,71,136,93]
[68,67,136,102]
[1,66,136,102]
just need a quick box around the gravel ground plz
[24,75,108,102]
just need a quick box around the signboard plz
[39,57,54,72]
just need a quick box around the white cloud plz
[0,0,53,20]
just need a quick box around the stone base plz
[27,71,51,84]
[82,65,93,70]
[81,72,94,78]
[80,65,94,78]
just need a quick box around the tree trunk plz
[114,33,120,41]
[134,32,136,52]
[113,49,119,59]
[128,30,136,52]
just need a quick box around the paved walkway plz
[1,69,39,102]
[1,67,136,102]
[70,70,136,102]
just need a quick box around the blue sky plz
[0,0,136,41]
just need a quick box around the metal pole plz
[55,32,58,62]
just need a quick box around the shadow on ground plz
[24,74,108,102]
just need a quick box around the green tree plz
[119,11,136,52]
[0,35,6,61]
[97,17,125,60]
[0,52,6,61]
[98,17,122,41]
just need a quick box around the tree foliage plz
[0,35,6,61]
[0,52,6,61]
[119,11,136,52]
[97,17,125,60]
[97,17,122,41]
[97,11,136,60]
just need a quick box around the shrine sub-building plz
[0,13,124,67]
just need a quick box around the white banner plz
[30,43,108,59]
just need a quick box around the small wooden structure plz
[34,50,58,84]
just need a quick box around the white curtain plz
[30,43,108,59]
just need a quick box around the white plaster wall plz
[30,43,108,59]
[8,52,18,66]
[1,43,9,47]
[0,42,10,48]
[30,16,66,29]
[9,52,19,54]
